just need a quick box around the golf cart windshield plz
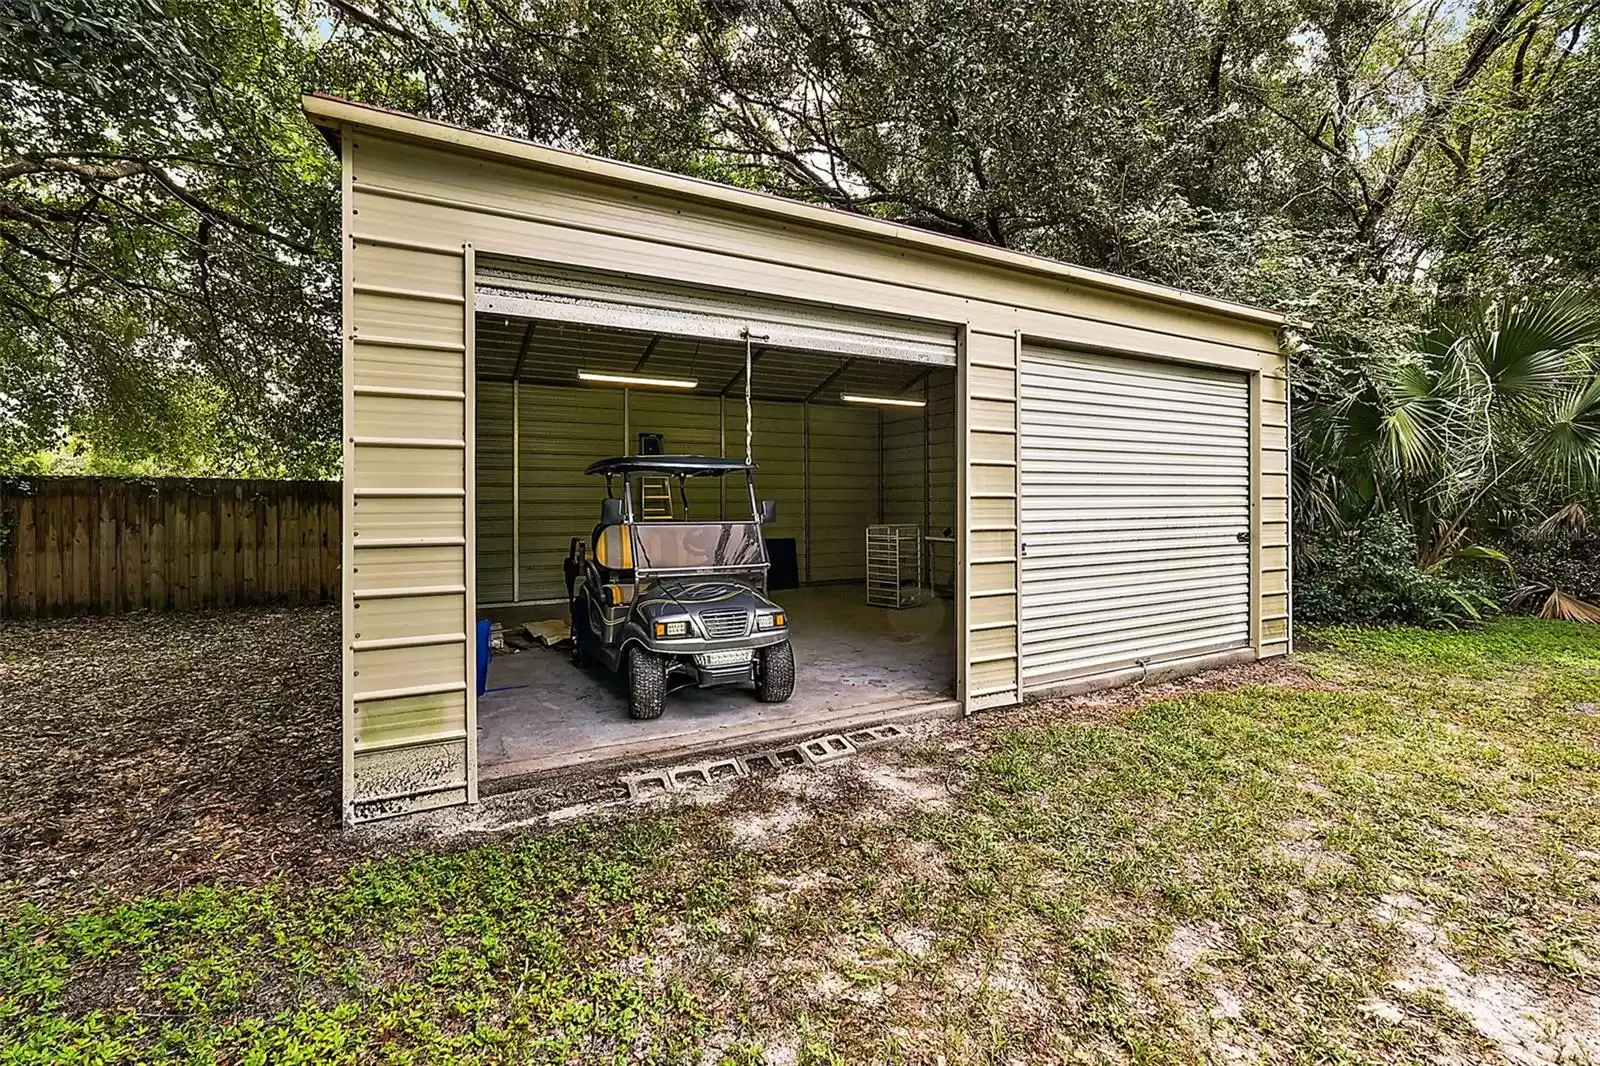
[630,522,766,573]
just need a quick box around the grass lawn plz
[4,619,1599,1064]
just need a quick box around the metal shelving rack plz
[866,524,922,608]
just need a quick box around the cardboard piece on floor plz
[523,619,572,649]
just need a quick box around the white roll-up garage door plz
[1019,346,1252,690]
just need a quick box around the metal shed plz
[305,95,1293,824]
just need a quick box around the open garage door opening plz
[470,282,959,785]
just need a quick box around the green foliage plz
[1288,286,1600,619]
[1500,526,1600,605]
[1295,512,1501,627]
[0,0,344,475]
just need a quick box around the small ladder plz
[640,477,674,519]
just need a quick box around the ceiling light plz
[841,393,926,408]
[578,372,698,390]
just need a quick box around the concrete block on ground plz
[703,758,746,782]
[668,765,711,790]
[623,770,673,800]
[800,734,857,765]
[843,724,909,749]
[741,746,806,776]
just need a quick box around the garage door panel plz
[1023,383,1252,425]
[1023,567,1249,605]
[1025,600,1250,650]
[1020,410,1248,445]
[1029,627,1252,681]
[1024,609,1250,657]
[1021,346,1251,690]
[1020,445,1251,470]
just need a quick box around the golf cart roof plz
[584,455,756,477]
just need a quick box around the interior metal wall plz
[475,381,515,603]
[805,404,882,583]
[475,383,885,602]
[879,370,957,591]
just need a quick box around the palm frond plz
[1378,362,1451,472]
[1536,501,1591,535]
[1470,289,1600,404]
[1539,588,1600,623]
[1527,376,1600,490]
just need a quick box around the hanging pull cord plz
[740,328,769,467]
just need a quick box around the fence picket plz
[0,478,341,617]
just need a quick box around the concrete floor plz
[477,584,955,781]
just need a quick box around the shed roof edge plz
[304,93,1291,332]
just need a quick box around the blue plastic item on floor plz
[476,618,492,696]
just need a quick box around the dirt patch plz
[1377,894,1600,1065]
[0,606,359,909]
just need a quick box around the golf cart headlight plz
[757,611,786,630]
[654,620,690,638]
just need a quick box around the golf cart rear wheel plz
[755,641,795,703]
[627,647,668,720]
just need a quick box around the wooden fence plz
[0,478,341,618]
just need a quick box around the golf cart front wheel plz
[755,641,795,703]
[627,647,668,720]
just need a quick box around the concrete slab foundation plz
[477,584,955,784]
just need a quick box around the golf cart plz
[563,455,795,720]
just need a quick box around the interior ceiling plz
[476,315,944,405]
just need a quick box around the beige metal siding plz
[343,136,1279,369]
[961,331,1021,710]
[345,143,475,820]
[1258,370,1292,655]
[1018,345,1253,690]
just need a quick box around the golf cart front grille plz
[700,609,749,639]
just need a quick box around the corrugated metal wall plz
[879,369,958,591]
[805,404,881,582]
[514,384,622,602]
[344,220,475,823]
[475,382,888,601]
[960,331,1023,709]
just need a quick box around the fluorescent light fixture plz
[841,393,927,408]
[578,371,698,390]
